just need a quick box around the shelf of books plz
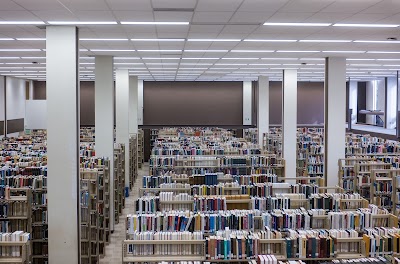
[129,134,138,190]
[0,233,31,263]
[114,143,126,223]
[138,129,144,168]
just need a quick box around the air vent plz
[153,8,195,12]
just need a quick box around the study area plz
[1,0,400,264]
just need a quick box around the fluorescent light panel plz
[299,40,352,43]
[231,50,274,53]
[333,23,399,28]
[264,22,331,26]
[188,39,241,42]
[131,38,184,41]
[16,38,45,41]
[121,22,189,25]
[184,50,228,52]
[244,39,296,42]
[138,50,182,52]
[90,49,135,52]
[276,50,320,53]
[48,21,117,25]
[0,21,45,25]
[81,38,128,41]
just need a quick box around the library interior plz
[2,0,400,264]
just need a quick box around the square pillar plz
[129,76,138,134]
[115,69,130,191]
[282,70,297,183]
[243,81,252,126]
[138,80,144,126]
[324,57,346,187]
[258,76,269,147]
[46,26,79,264]
[95,56,115,230]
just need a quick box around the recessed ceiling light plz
[299,40,352,43]
[367,51,400,54]
[90,49,135,52]
[142,57,181,60]
[48,21,117,25]
[215,63,247,66]
[0,57,20,59]
[138,50,182,52]
[131,38,185,41]
[114,57,140,60]
[0,49,41,52]
[187,39,241,42]
[299,58,324,60]
[248,64,281,66]
[180,63,212,65]
[221,57,259,60]
[81,38,128,41]
[231,50,274,53]
[263,22,331,26]
[322,51,365,53]
[376,59,400,61]
[243,39,297,42]
[333,23,399,28]
[0,38,14,41]
[276,50,320,53]
[16,38,45,41]
[184,50,228,52]
[263,58,298,60]
[181,57,220,60]
[355,40,400,44]
[0,21,45,25]
[346,58,376,61]
[121,22,189,25]
[114,63,144,65]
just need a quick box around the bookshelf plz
[138,129,144,168]
[114,144,126,223]
[80,169,99,264]
[394,170,400,220]
[0,188,32,234]
[129,134,138,190]
[0,239,31,264]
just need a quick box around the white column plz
[348,80,358,125]
[243,81,252,125]
[258,76,269,147]
[129,76,138,134]
[387,77,397,129]
[95,56,115,230]
[115,69,130,190]
[325,57,346,187]
[282,70,297,182]
[46,26,79,264]
[138,79,144,125]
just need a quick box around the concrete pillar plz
[258,76,269,147]
[324,57,346,187]
[46,26,79,264]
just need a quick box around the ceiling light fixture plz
[16,38,45,41]
[333,23,399,28]
[243,39,297,42]
[142,57,181,60]
[322,51,366,53]
[138,50,182,52]
[48,21,117,25]
[0,49,41,52]
[367,51,400,54]
[81,38,128,41]
[0,21,45,25]
[184,50,228,52]
[121,22,189,25]
[221,57,259,60]
[264,22,331,26]
[231,50,274,53]
[299,40,352,43]
[131,38,185,41]
[188,39,241,42]
[181,57,220,60]
[90,49,135,52]
[276,50,320,53]
[354,40,400,43]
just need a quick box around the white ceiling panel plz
[305,12,352,23]
[192,12,234,23]
[32,10,77,21]
[265,12,315,22]
[230,12,274,23]
[1,1,25,10]
[196,0,243,12]
[0,11,41,20]
[105,0,152,11]
[154,11,193,22]
[320,0,381,13]
[360,0,400,14]
[338,13,393,23]
[151,0,197,9]
[279,0,334,13]
[60,0,110,11]
[187,32,220,39]
[189,25,224,33]
[74,11,116,21]
[220,25,259,34]
[112,11,153,21]
[238,0,289,12]
[156,32,188,38]
[12,0,65,10]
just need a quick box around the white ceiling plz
[1,0,400,81]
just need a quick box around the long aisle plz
[100,163,147,263]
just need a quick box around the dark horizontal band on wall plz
[0,121,4,136]
[7,118,24,134]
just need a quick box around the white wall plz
[387,77,397,129]
[349,80,358,124]
[25,100,47,129]
[6,77,26,120]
